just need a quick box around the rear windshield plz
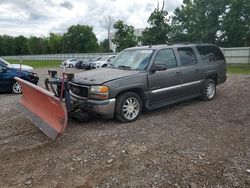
[197,46,225,63]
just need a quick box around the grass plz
[227,64,250,74]
[7,60,61,68]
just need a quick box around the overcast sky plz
[0,0,182,41]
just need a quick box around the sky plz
[0,0,183,41]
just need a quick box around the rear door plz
[148,48,182,104]
[177,47,203,95]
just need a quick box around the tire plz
[102,64,107,67]
[115,92,142,123]
[69,64,73,68]
[12,81,22,94]
[200,79,216,101]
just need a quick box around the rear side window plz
[177,47,197,66]
[154,49,177,69]
[197,46,225,63]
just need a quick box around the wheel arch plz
[115,88,147,109]
[205,73,218,85]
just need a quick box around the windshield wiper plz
[118,65,132,70]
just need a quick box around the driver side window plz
[154,49,177,69]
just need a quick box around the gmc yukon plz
[69,44,227,122]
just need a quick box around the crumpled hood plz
[8,64,33,71]
[73,68,140,85]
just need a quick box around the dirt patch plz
[0,68,250,187]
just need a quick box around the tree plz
[171,0,227,44]
[48,33,63,54]
[220,0,250,47]
[112,20,137,52]
[14,36,29,55]
[100,38,112,52]
[0,35,15,56]
[62,24,100,53]
[141,1,171,45]
[28,36,49,54]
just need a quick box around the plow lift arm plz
[15,70,87,139]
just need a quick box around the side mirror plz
[150,64,167,73]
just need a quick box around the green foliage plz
[48,33,63,54]
[220,0,250,47]
[112,20,137,52]
[7,60,61,68]
[28,36,49,54]
[100,39,112,52]
[14,36,29,55]
[171,0,227,44]
[171,0,250,46]
[0,24,100,56]
[141,3,171,45]
[0,35,15,55]
[62,24,100,53]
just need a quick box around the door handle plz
[195,68,200,72]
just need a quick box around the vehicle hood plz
[73,68,140,85]
[8,64,33,71]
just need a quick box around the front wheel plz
[115,92,142,123]
[12,81,22,94]
[201,79,216,101]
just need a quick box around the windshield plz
[110,49,153,71]
[100,56,112,61]
[0,58,10,67]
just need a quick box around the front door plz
[148,48,182,104]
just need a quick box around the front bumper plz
[71,94,116,119]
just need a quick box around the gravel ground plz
[0,68,250,188]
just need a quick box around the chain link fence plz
[1,53,114,61]
[220,47,250,64]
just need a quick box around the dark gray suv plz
[69,44,227,122]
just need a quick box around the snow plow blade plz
[15,77,68,139]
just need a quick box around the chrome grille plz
[69,82,89,98]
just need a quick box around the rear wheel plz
[69,64,73,68]
[201,79,216,101]
[12,81,22,94]
[115,92,142,123]
[102,64,107,67]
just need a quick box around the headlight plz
[63,73,74,81]
[90,85,109,100]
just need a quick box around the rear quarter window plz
[197,46,225,63]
